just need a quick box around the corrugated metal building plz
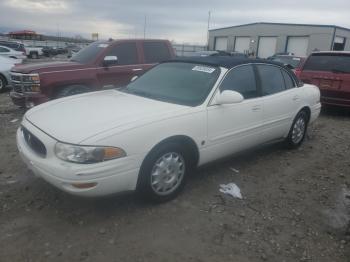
[208,22,350,58]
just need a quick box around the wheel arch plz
[299,106,311,122]
[140,135,200,171]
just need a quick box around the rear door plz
[300,53,350,104]
[257,64,300,141]
[96,41,142,88]
[207,65,264,160]
[140,41,173,72]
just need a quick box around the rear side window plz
[108,42,138,65]
[281,70,295,89]
[257,65,285,95]
[303,54,350,72]
[220,65,258,99]
[143,42,171,64]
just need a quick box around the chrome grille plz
[10,73,23,93]
[22,127,47,157]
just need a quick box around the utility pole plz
[143,15,147,39]
[206,11,211,50]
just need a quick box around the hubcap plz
[151,152,185,196]
[292,117,306,144]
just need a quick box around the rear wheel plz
[137,143,190,202]
[55,85,91,98]
[286,110,308,148]
[30,52,38,59]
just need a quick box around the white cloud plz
[4,0,69,13]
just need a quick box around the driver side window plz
[106,42,138,65]
[220,65,258,99]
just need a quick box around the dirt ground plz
[0,90,349,262]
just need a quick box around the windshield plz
[272,56,302,68]
[122,62,220,106]
[303,53,350,72]
[71,42,109,63]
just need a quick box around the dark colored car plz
[298,52,350,107]
[270,55,306,72]
[40,46,58,57]
[10,39,175,108]
[0,41,26,54]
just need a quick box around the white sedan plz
[0,56,21,91]
[0,45,26,60]
[17,57,321,201]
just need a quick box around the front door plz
[206,65,264,162]
[96,42,143,89]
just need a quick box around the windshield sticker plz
[192,66,215,73]
[98,44,109,48]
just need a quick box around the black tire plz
[285,110,309,149]
[55,85,90,98]
[137,142,191,202]
[30,52,38,59]
[0,74,7,92]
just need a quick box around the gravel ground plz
[0,91,349,262]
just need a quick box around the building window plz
[333,36,346,51]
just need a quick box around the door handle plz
[252,105,261,112]
[132,68,143,72]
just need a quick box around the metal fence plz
[172,44,206,57]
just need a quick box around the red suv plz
[10,39,175,108]
[298,52,350,107]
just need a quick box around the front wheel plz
[286,111,308,148]
[0,75,7,92]
[137,143,189,202]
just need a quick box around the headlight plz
[22,74,40,83]
[54,142,126,164]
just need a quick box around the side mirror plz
[131,75,138,82]
[216,90,244,105]
[103,56,118,66]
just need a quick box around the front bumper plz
[10,91,48,108]
[17,119,141,197]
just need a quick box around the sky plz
[0,0,350,44]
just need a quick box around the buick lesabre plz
[17,57,321,202]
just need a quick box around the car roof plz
[169,56,282,69]
[311,51,350,55]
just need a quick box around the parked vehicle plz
[267,52,294,60]
[24,45,43,59]
[0,45,26,60]
[270,55,306,73]
[298,51,350,107]
[10,39,175,108]
[0,41,26,53]
[0,56,20,91]
[192,50,231,57]
[40,46,58,57]
[17,57,321,201]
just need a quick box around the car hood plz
[11,60,84,74]
[25,90,189,144]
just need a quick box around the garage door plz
[234,37,250,53]
[257,37,277,58]
[215,37,228,51]
[287,37,309,56]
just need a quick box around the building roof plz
[170,56,282,69]
[8,30,39,35]
[209,22,350,32]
